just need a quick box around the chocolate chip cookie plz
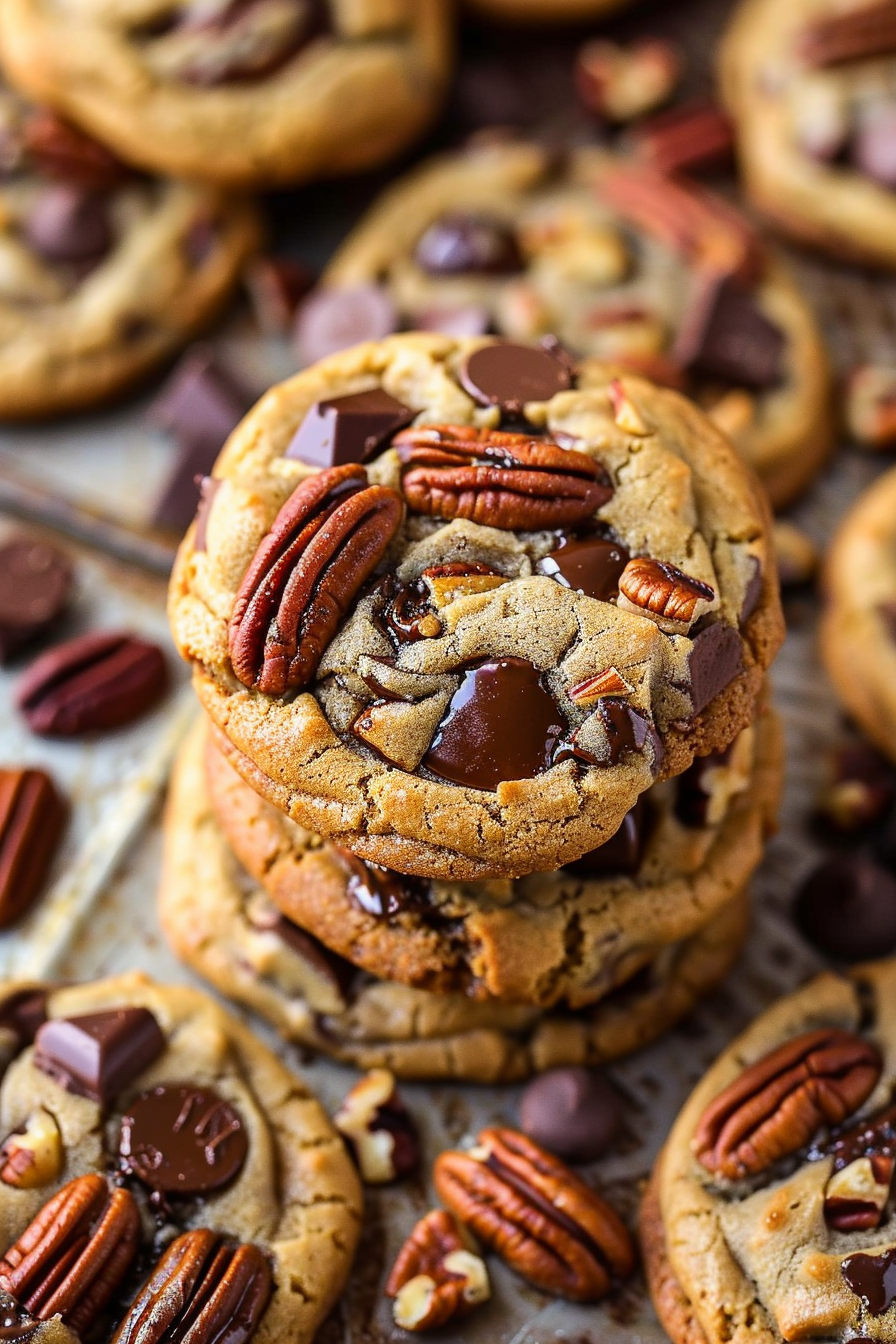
[0,89,259,418]
[642,959,896,1344]
[721,0,896,268]
[0,974,362,1344]
[168,333,784,880]
[821,465,896,764]
[0,1,452,188]
[159,717,755,1080]
[319,142,832,509]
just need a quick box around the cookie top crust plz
[0,0,452,186]
[169,332,783,880]
[323,142,831,507]
[0,974,362,1344]
[653,959,896,1344]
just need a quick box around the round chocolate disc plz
[794,854,896,962]
[119,1084,248,1196]
[520,1066,622,1162]
[459,340,573,414]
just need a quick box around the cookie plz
[0,0,452,188]
[159,718,754,1081]
[721,0,896,269]
[820,465,896,764]
[0,90,258,418]
[168,333,784,881]
[641,959,896,1344]
[321,142,832,508]
[0,974,362,1344]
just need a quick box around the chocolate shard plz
[686,622,744,715]
[674,273,785,390]
[33,1007,166,1105]
[285,388,415,469]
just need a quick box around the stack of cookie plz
[162,332,785,1083]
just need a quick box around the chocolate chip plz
[674,274,785,389]
[336,849,430,920]
[564,799,647,877]
[852,104,896,188]
[414,213,523,276]
[294,285,399,368]
[424,657,565,792]
[0,988,49,1047]
[520,1067,622,1162]
[794,855,896,962]
[16,631,168,736]
[24,185,112,264]
[285,388,415,468]
[192,476,221,553]
[0,768,66,929]
[119,1084,248,1195]
[0,537,72,664]
[34,1007,166,1105]
[458,340,574,416]
[537,536,630,601]
[415,305,491,338]
[842,1246,896,1316]
[686,622,744,716]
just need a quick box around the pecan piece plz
[628,98,734,176]
[617,556,715,633]
[433,1126,635,1302]
[229,464,404,694]
[393,425,612,531]
[111,1229,272,1344]
[0,1109,62,1190]
[385,1210,490,1332]
[693,1029,882,1180]
[0,1173,140,1335]
[799,0,896,68]
[334,1069,420,1184]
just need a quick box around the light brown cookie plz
[721,0,896,269]
[0,0,452,188]
[0,974,362,1344]
[159,717,753,1081]
[321,142,832,509]
[642,959,896,1344]
[168,333,784,881]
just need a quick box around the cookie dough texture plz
[0,0,453,187]
[0,974,362,1344]
[324,142,831,508]
[721,0,896,268]
[641,960,896,1344]
[159,718,754,1081]
[821,465,896,763]
[168,333,784,881]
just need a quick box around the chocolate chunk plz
[674,274,785,390]
[0,768,66,929]
[0,988,49,1047]
[415,305,491,337]
[0,1291,40,1341]
[740,556,762,626]
[285,388,415,468]
[424,657,565,792]
[537,536,630,601]
[294,285,399,368]
[254,908,356,998]
[192,476,221,552]
[520,1067,622,1162]
[842,1246,896,1316]
[687,622,743,715]
[852,104,896,188]
[0,537,72,664]
[17,631,168,736]
[337,849,430,920]
[599,698,652,766]
[675,747,731,828]
[414,213,523,276]
[245,255,315,335]
[34,1007,166,1105]
[119,1084,248,1195]
[24,185,112,264]
[794,855,896,962]
[459,340,574,416]
[564,799,647,877]
[154,439,223,536]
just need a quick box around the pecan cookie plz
[721,0,896,268]
[159,716,754,1080]
[821,465,896,764]
[0,974,362,1344]
[0,0,452,188]
[0,88,258,418]
[168,333,784,880]
[321,143,832,509]
[642,959,896,1344]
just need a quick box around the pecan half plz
[111,1229,272,1344]
[229,465,404,694]
[617,556,715,633]
[385,1210,490,1332]
[393,425,612,531]
[628,98,734,176]
[433,1126,635,1302]
[692,1029,882,1181]
[0,1173,140,1335]
[799,0,896,68]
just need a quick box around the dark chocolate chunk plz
[564,799,647,877]
[249,902,357,998]
[458,340,574,416]
[149,346,251,450]
[414,213,523,276]
[120,1084,248,1195]
[294,285,399,368]
[153,439,223,536]
[245,255,315,335]
[17,631,168,736]
[674,274,785,390]
[192,476,222,552]
[0,988,49,1047]
[675,747,731,828]
[852,104,896,188]
[0,768,67,930]
[687,622,744,716]
[557,697,654,769]
[424,657,565,792]
[740,555,763,626]
[374,575,438,646]
[520,1067,622,1162]
[285,388,414,468]
[336,849,430,920]
[537,536,630,601]
[842,1247,896,1316]
[794,855,896,962]
[0,537,72,664]
[24,185,112,264]
[415,305,491,338]
[34,1007,166,1105]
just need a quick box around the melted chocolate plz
[675,747,731,828]
[564,799,648,878]
[119,1084,248,1196]
[842,1246,896,1316]
[537,536,630,602]
[337,849,430,920]
[374,575,435,646]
